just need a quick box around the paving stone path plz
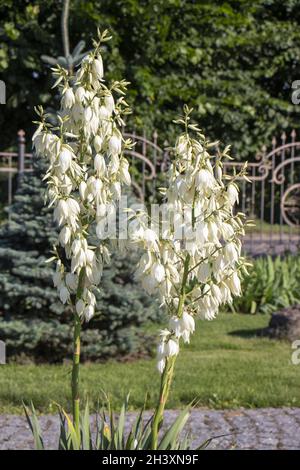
[1,407,300,450]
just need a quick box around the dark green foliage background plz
[1,0,300,361]
[0,156,160,362]
[1,0,300,158]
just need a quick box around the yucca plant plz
[24,398,212,450]
[232,255,300,314]
[27,3,247,445]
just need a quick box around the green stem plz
[72,314,81,440]
[150,355,176,449]
[71,267,85,442]
[151,255,190,449]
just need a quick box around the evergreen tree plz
[0,155,159,362]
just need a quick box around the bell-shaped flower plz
[108,134,122,155]
[165,339,179,357]
[59,286,70,304]
[62,88,75,109]
[92,57,104,80]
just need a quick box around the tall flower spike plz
[129,106,249,373]
[33,29,133,323]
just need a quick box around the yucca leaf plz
[58,409,69,450]
[81,401,91,450]
[158,407,190,450]
[197,437,213,449]
[61,408,80,450]
[23,402,44,450]
[116,394,129,449]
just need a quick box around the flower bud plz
[59,225,71,246]
[65,273,78,291]
[227,272,241,296]
[76,299,85,316]
[63,88,75,109]
[79,181,88,201]
[84,304,95,322]
[53,271,62,288]
[227,184,239,205]
[119,159,131,185]
[94,135,103,153]
[109,135,122,155]
[104,94,115,114]
[59,286,70,304]
[94,154,106,175]
[92,57,104,80]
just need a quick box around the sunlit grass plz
[0,313,299,413]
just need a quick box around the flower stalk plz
[71,266,85,439]
[151,254,190,448]
[33,30,132,439]
[130,106,249,446]
[151,356,176,449]
[72,313,81,439]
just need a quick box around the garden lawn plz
[0,313,299,414]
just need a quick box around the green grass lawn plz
[246,220,300,235]
[0,313,299,414]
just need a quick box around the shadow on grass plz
[228,328,266,339]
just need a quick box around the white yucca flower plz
[94,153,106,175]
[104,93,115,114]
[59,286,70,304]
[59,148,73,173]
[93,135,103,153]
[165,339,179,357]
[92,57,104,80]
[62,87,75,109]
[119,159,131,185]
[108,134,122,155]
[181,311,195,334]
[75,86,86,102]
[195,168,215,191]
[151,262,166,283]
[169,316,182,337]
[33,30,133,323]
[129,106,248,374]
[227,183,239,205]
[157,358,166,374]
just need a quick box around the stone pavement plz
[1,407,300,450]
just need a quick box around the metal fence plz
[1,129,300,255]
[0,130,30,205]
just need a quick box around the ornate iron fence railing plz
[1,129,300,255]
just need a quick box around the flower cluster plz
[33,30,133,322]
[129,106,249,373]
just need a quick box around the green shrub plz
[232,255,300,314]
